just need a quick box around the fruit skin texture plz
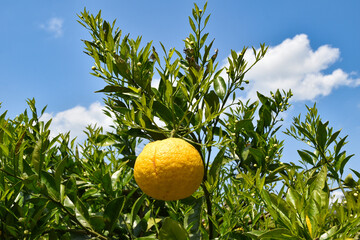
[134,138,204,201]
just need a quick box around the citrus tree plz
[0,3,360,239]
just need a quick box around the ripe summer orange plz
[134,138,204,201]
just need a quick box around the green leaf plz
[261,191,293,230]
[111,169,123,188]
[350,168,360,179]
[319,226,338,240]
[204,14,211,27]
[202,40,214,64]
[209,147,226,183]
[92,47,101,68]
[258,105,271,129]
[135,237,158,240]
[192,8,197,21]
[245,228,297,240]
[104,197,126,232]
[0,143,9,156]
[310,166,327,192]
[344,173,357,188]
[241,148,250,161]
[204,90,219,113]
[316,121,327,151]
[40,170,60,201]
[65,176,78,204]
[159,217,188,240]
[188,16,196,33]
[159,78,173,104]
[285,188,302,211]
[200,33,209,48]
[102,172,113,195]
[235,119,254,132]
[231,50,237,61]
[305,168,329,237]
[249,148,265,166]
[4,225,18,237]
[326,130,340,148]
[339,154,354,176]
[335,136,347,157]
[153,101,173,124]
[255,169,266,190]
[106,52,114,74]
[140,42,152,62]
[54,156,68,187]
[96,85,139,96]
[75,197,91,228]
[257,92,269,105]
[31,139,43,173]
[294,125,316,144]
[90,216,105,232]
[114,55,131,79]
[184,197,203,239]
[130,194,146,227]
[297,150,314,165]
[213,76,226,100]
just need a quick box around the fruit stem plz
[201,183,214,239]
[170,129,175,138]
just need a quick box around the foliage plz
[1,2,360,239]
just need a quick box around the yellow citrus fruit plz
[134,138,204,201]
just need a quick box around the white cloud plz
[151,78,160,88]
[330,190,344,205]
[225,34,360,101]
[40,17,64,38]
[41,102,113,142]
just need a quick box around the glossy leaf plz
[131,194,146,228]
[316,121,327,151]
[310,166,327,192]
[184,197,203,239]
[40,170,60,201]
[213,76,226,100]
[159,217,189,240]
[104,197,126,232]
[75,197,91,228]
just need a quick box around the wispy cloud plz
[223,34,360,101]
[40,102,113,142]
[40,17,64,38]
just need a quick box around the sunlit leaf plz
[213,76,226,100]
[316,121,327,151]
[159,217,189,240]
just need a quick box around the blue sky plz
[1,1,360,176]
